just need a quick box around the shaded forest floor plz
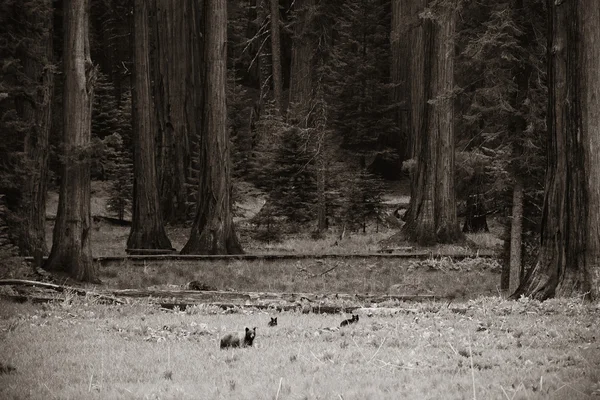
[44,180,504,257]
[0,296,598,399]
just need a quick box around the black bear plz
[268,317,277,327]
[220,327,256,349]
[340,314,359,327]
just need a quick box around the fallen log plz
[0,279,124,304]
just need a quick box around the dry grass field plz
[1,296,599,400]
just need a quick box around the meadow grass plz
[1,296,598,400]
[100,256,501,300]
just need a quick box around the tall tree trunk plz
[390,0,411,162]
[287,0,314,122]
[127,0,173,250]
[270,0,283,114]
[153,0,193,223]
[403,0,462,244]
[509,179,524,294]
[512,0,600,300]
[45,0,98,283]
[249,0,271,135]
[181,0,243,255]
[19,0,54,256]
[402,0,426,224]
[314,84,327,232]
[257,0,271,101]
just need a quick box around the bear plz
[268,317,277,327]
[340,314,359,327]
[220,327,256,349]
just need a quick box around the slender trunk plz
[403,0,462,244]
[181,0,243,255]
[185,0,204,219]
[270,0,283,114]
[390,0,411,161]
[127,0,173,250]
[257,0,271,102]
[314,86,327,232]
[20,0,54,256]
[509,180,524,294]
[287,0,314,122]
[512,0,600,300]
[45,0,98,283]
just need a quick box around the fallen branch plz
[0,279,124,304]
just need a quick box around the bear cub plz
[220,327,256,349]
[340,314,359,327]
[268,317,277,327]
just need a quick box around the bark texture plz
[45,0,98,282]
[508,180,524,294]
[181,0,243,255]
[127,0,173,250]
[512,1,600,300]
[403,0,462,245]
[153,0,193,223]
[19,0,54,256]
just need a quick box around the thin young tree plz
[44,0,98,282]
[287,0,315,122]
[512,0,600,300]
[127,0,173,250]
[270,0,283,114]
[181,0,243,254]
[390,0,412,162]
[403,0,462,244]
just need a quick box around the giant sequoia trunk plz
[403,0,462,244]
[127,0,173,250]
[512,1,600,300]
[45,0,98,282]
[19,0,54,256]
[181,0,243,255]
[153,0,194,223]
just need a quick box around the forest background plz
[0,0,557,295]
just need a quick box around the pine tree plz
[325,0,400,179]
[345,167,385,233]
[105,133,133,221]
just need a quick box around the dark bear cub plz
[220,327,256,349]
[268,317,277,327]
[340,314,359,327]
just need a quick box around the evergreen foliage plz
[325,0,399,177]
[91,74,132,180]
[105,133,133,221]
[344,167,385,233]
[455,0,547,236]
[0,0,54,251]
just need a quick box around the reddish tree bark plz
[512,1,600,300]
[45,0,98,282]
[19,0,54,257]
[127,0,173,250]
[181,0,243,255]
[403,0,462,245]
